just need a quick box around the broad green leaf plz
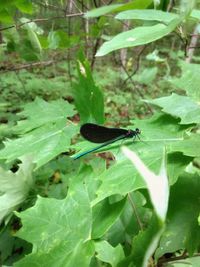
[85,0,152,18]
[14,241,94,267]
[147,93,200,124]
[95,240,124,267]
[116,9,178,23]
[0,98,77,168]
[14,180,94,267]
[0,121,77,169]
[170,62,200,101]
[73,54,104,124]
[155,173,200,258]
[96,18,180,56]
[92,198,126,238]
[89,114,187,205]
[14,98,75,134]
[0,156,34,224]
[190,9,200,20]
[169,134,200,158]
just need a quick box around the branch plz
[186,24,200,63]
[0,13,84,32]
[0,60,55,72]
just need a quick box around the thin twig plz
[119,60,153,114]
[0,13,84,32]
[186,24,200,63]
[123,45,147,86]
[167,0,176,12]
[0,60,55,72]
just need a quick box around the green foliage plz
[85,0,153,18]
[73,54,105,124]
[1,0,200,266]
[96,18,181,56]
[0,98,77,169]
[0,156,34,224]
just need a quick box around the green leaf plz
[48,30,70,49]
[167,152,192,185]
[89,114,187,205]
[190,9,200,20]
[84,4,123,18]
[85,0,152,18]
[96,18,180,56]
[0,98,77,169]
[20,18,42,56]
[0,9,14,23]
[0,121,77,169]
[92,198,126,238]
[133,67,158,85]
[95,240,125,267]
[169,134,200,157]
[155,173,200,258]
[165,256,200,267]
[0,156,34,224]
[170,62,200,101]
[14,180,94,267]
[147,93,200,124]
[116,9,178,23]
[15,0,33,14]
[118,216,164,267]
[14,241,94,267]
[14,98,75,133]
[73,54,104,124]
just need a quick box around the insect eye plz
[136,128,141,134]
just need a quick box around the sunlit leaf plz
[0,156,34,224]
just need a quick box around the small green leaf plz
[92,198,126,238]
[95,240,125,267]
[20,18,42,55]
[96,18,180,56]
[147,93,200,124]
[116,9,178,23]
[170,61,200,101]
[190,9,200,20]
[48,30,70,49]
[73,54,104,124]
